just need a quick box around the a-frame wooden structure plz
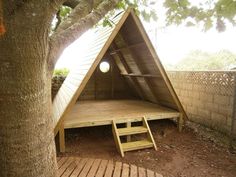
[52,9,187,156]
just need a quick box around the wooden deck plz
[64,100,180,129]
[57,157,163,177]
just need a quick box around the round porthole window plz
[99,61,110,73]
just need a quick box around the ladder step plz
[118,126,148,136]
[122,140,154,152]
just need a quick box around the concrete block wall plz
[168,71,235,135]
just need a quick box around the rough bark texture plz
[0,0,120,176]
[0,1,57,176]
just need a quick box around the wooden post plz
[59,122,65,153]
[126,122,131,142]
[111,62,114,99]
[178,113,184,132]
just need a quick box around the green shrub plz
[53,68,69,76]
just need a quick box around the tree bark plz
[0,1,57,176]
[0,0,120,176]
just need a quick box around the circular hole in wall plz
[99,61,110,73]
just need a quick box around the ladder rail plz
[142,116,157,151]
[112,120,124,157]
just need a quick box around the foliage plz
[53,68,69,76]
[168,50,236,70]
[57,0,236,32]
[163,0,236,32]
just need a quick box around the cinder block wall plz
[167,71,235,135]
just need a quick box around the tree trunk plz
[0,2,57,176]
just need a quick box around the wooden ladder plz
[112,116,157,157]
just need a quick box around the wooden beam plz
[121,73,161,78]
[109,42,145,55]
[116,34,159,103]
[109,44,146,100]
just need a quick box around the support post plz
[59,122,65,153]
[126,122,131,142]
[178,113,184,132]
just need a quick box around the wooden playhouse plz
[53,9,187,157]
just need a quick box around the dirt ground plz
[57,120,236,177]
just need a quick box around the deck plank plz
[61,159,79,177]
[56,157,162,177]
[57,157,68,169]
[104,160,114,177]
[57,157,74,177]
[95,159,108,177]
[70,158,88,177]
[78,158,94,177]
[113,162,122,177]
[147,169,155,177]
[87,159,102,177]
[121,163,130,177]
[138,167,146,177]
[130,165,138,177]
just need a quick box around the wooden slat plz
[118,126,147,136]
[110,42,145,54]
[130,165,138,177]
[61,160,78,177]
[78,158,94,177]
[147,169,155,177]
[121,163,130,177]
[95,159,108,177]
[113,162,122,177]
[155,172,163,177]
[57,157,74,176]
[56,157,163,177]
[57,157,68,169]
[87,159,102,177]
[104,160,114,177]
[122,140,153,152]
[70,158,88,177]
[138,167,146,177]
[121,73,161,78]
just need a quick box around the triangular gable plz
[53,9,187,135]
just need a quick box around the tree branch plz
[55,0,103,34]
[48,0,120,70]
